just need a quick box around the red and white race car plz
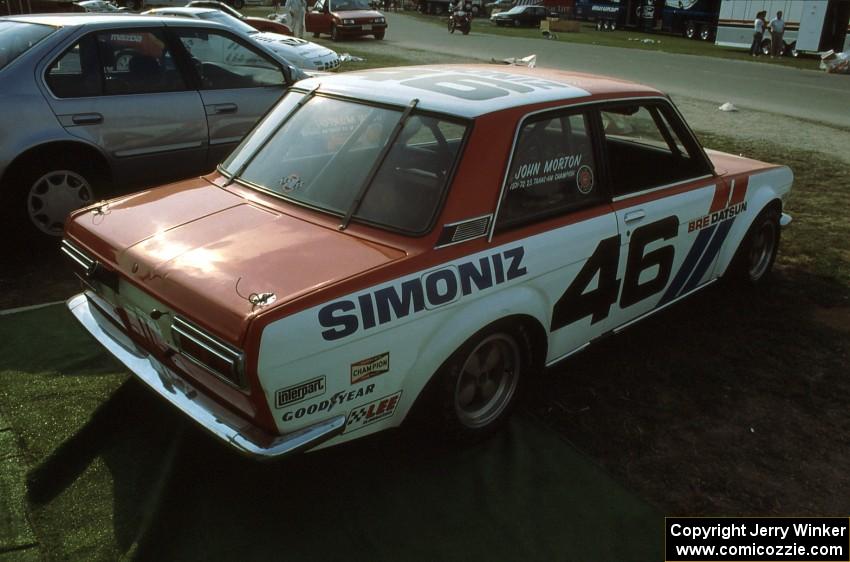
[63,65,792,459]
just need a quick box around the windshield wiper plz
[339,98,419,231]
[224,84,320,187]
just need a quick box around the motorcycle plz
[448,7,471,35]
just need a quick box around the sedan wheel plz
[27,169,95,236]
[452,332,521,430]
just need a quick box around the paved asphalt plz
[381,13,850,129]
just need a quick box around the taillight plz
[171,316,246,389]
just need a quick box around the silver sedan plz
[0,13,304,239]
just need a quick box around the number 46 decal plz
[551,216,678,331]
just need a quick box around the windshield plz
[330,0,371,11]
[0,21,56,71]
[223,93,467,234]
[197,11,257,34]
[502,6,524,13]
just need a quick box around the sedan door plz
[306,0,332,35]
[41,27,209,187]
[598,101,720,329]
[171,27,289,166]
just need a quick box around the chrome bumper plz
[67,293,346,460]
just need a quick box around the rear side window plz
[95,29,187,95]
[0,21,56,72]
[600,102,711,196]
[46,29,187,98]
[46,34,102,98]
[497,112,602,229]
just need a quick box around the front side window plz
[497,112,602,229]
[600,102,711,196]
[0,21,56,72]
[176,29,284,89]
[223,94,467,234]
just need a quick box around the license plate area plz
[362,24,372,30]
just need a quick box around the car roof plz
[4,12,218,27]
[296,65,664,119]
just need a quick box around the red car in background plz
[306,0,387,40]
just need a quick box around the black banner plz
[666,518,850,561]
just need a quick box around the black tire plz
[727,207,781,286]
[698,25,712,41]
[231,0,244,9]
[760,38,772,56]
[313,31,320,38]
[2,155,100,242]
[374,31,385,39]
[684,21,696,39]
[788,41,799,57]
[448,19,455,33]
[595,19,602,31]
[331,24,340,41]
[431,321,533,442]
[462,26,469,35]
[512,18,520,27]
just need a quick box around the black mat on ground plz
[0,304,662,560]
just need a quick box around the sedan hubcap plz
[454,333,520,428]
[28,170,93,235]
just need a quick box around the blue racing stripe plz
[680,218,736,295]
[659,225,716,306]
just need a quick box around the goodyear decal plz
[318,247,527,341]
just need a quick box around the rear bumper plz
[67,292,346,460]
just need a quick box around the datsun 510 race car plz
[63,65,793,459]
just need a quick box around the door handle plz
[624,210,646,223]
[71,113,103,125]
[207,103,238,115]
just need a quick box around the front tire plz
[448,19,455,33]
[331,24,340,41]
[374,31,385,39]
[728,207,781,285]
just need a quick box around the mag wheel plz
[729,208,780,286]
[430,322,533,442]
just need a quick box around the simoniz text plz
[318,247,528,341]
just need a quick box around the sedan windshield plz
[330,0,371,11]
[223,93,467,234]
[501,6,524,14]
[0,21,56,71]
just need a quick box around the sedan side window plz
[600,102,711,197]
[94,29,187,95]
[497,112,602,229]
[175,29,284,89]
[45,34,102,98]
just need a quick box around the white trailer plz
[716,0,850,56]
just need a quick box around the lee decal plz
[351,352,390,384]
[345,392,402,433]
[275,376,326,408]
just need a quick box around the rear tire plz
[2,155,101,242]
[727,207,781,286]
[431,322,532,442]
[698,25,712,41]
[684,21,696,39]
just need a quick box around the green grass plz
[401,11,820,70]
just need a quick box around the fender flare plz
[396,283,550,423]
[714,175,787,278]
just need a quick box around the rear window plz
[0,21,56,71]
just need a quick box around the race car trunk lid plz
[65,179,406,345]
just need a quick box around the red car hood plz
[331,9,381,18]
[66,178,405,343]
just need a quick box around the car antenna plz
[224,83,320,188]
[339,98,419,231]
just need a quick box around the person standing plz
[285,0,307,38]
[750,10,765,56]
[769,10,785,57]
